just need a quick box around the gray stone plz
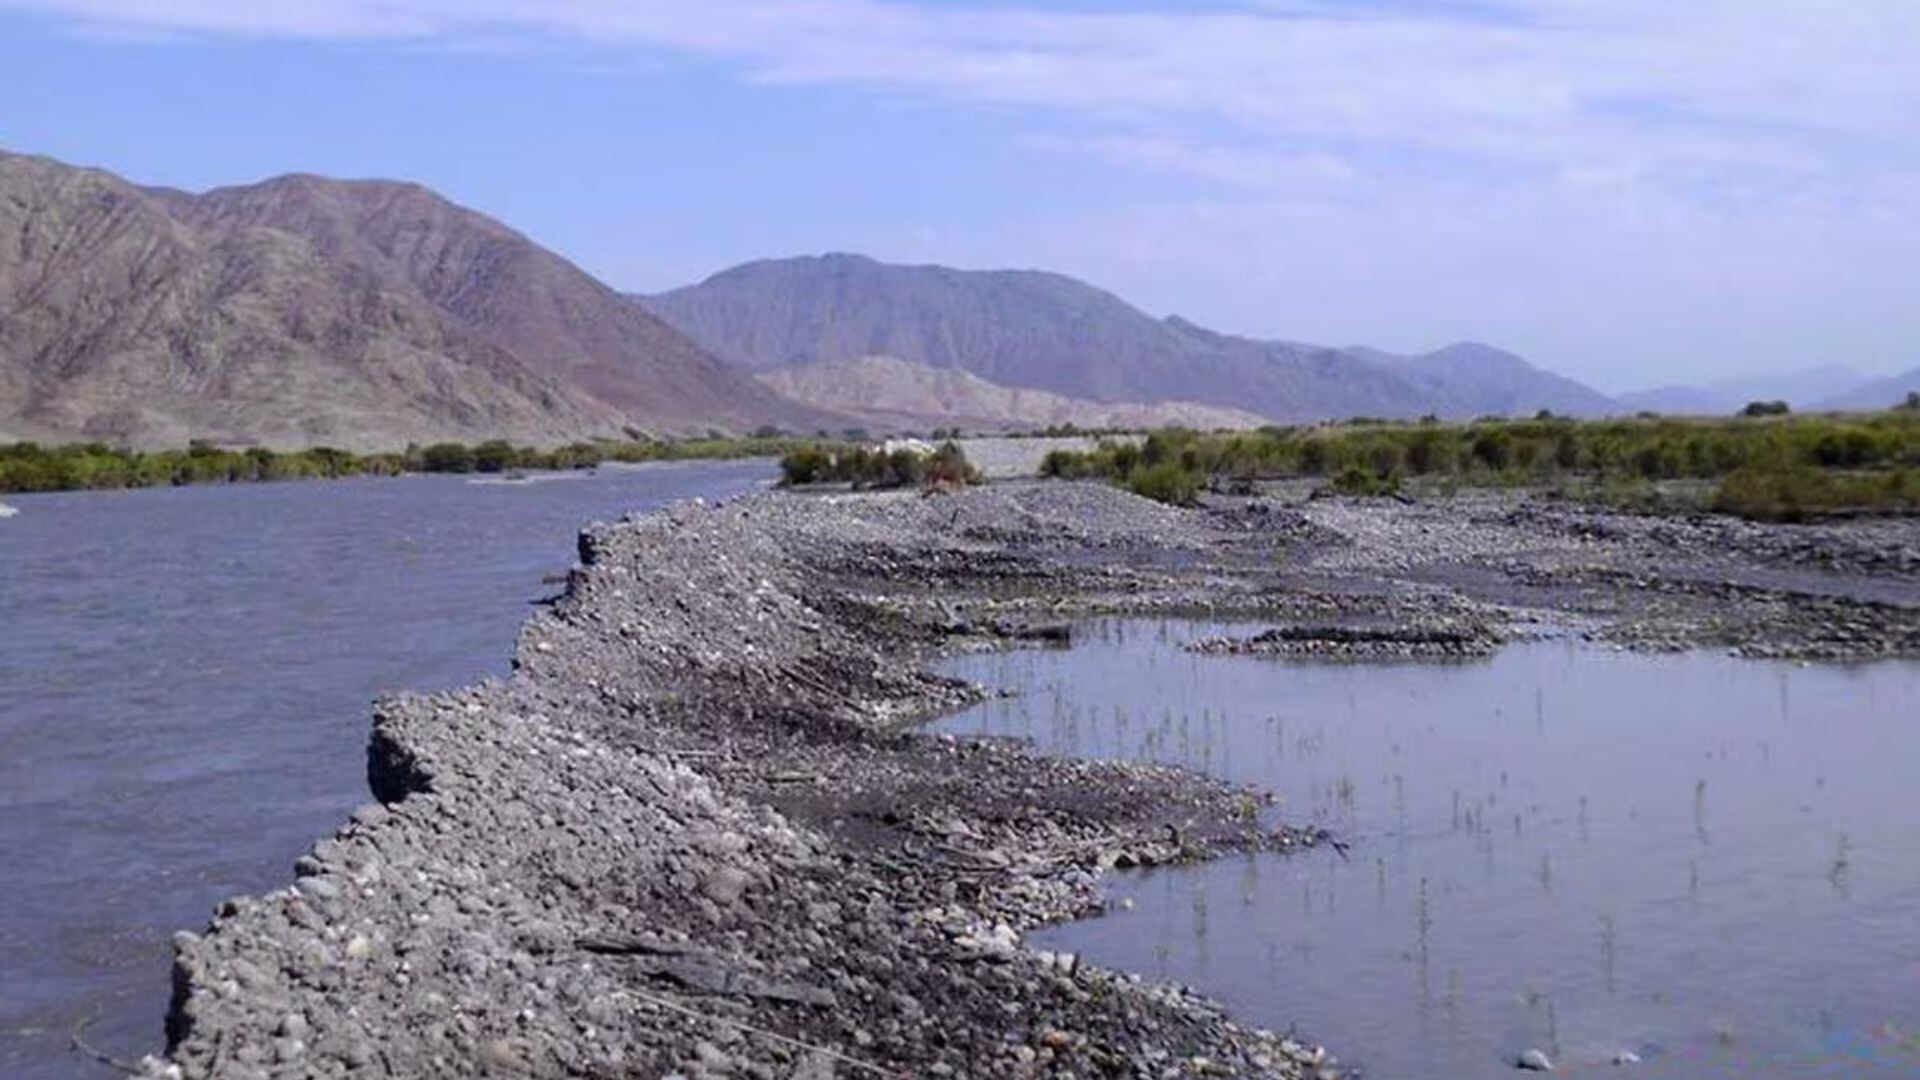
[702,867,751,906]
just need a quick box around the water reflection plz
[936,619,1920,1079]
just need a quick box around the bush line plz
[779,440,982,490]
[1037,408,1920,520]
[0,435,819,495]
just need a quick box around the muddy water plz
[936,620,1920,1079]
[0,461,773,1079]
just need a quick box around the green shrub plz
[420,443,477,473]
[780,446,830,485]
[1039,449,1084,479]
[1712,465,1920,522]
[1812,427,1884,468]
[1127,462,1202,506]
[1299,437,1333,475]
[780,440,981,490]
[1364,440,1405,477]
[1470,428,1513,471]
[1406,429,1457,474]
[925,441,982,487]
[1329,465,1402,497]
[0,434,848,494]
[1552,430,1582,470]
[473,440,519,473]
[881,449,926,487]
[1021,408,1920,520]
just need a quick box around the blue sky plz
[2,1,1917,391]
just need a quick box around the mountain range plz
[639,254,1619,424]
[1617,366,1871,415]
[1809,368,1920,412]
[756,355,1270,433]
[0,149,826,450]
[9,148,1908,450]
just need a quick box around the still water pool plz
[0,461,773,1079]
[937,620,1920,1079]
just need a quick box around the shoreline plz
[149,484,1347,1080]
[144,481,1919,1078]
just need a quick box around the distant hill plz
[639,253,1618,424]
[1619,365,1868,415]
[758,355,1271,433]
[0,149,830,450]
[1814,367,1920,412]
[1347,342,1619,418]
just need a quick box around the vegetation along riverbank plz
[0,436,820,495]
[1041,407,1920,521]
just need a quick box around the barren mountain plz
[1814,367,1920,412]
[0,149,827,450]
[640,253,1619,423]
[1348,342,1619,417]
[1620,365,1869,415]
[758,355,1270,432]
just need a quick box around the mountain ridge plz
[2,150,1639,446]
[639,253,1620,423]
[1619,365,1870,415]
[758,355,1272,433]
[1814,367,1920,412]
[0,148,832,450]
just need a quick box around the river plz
[0,461,773,1079]
[937,618,1920,1079]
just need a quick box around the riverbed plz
[0,461,773,1079]
[47,477,1917,1079]
[936,619,1920,1078]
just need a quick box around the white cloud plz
[15,0,1917,182]
[9,0,1919,382]
[1021,133,1362,191]
[11,2,1916,149]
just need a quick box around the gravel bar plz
[145,484,1343,1080]
[143,480,1919,1079]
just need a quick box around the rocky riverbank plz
[146,480,1919,1079]
[148,484,1346,1080]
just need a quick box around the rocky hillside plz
[640,253,1619,423]
[0,149,828,450]
[758,355,1269,432]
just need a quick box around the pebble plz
[1518,1047,1555,1071]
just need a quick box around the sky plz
[1,1,1916,392]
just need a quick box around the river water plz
[936,620,1920,1079]
[0,461,773,1079]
